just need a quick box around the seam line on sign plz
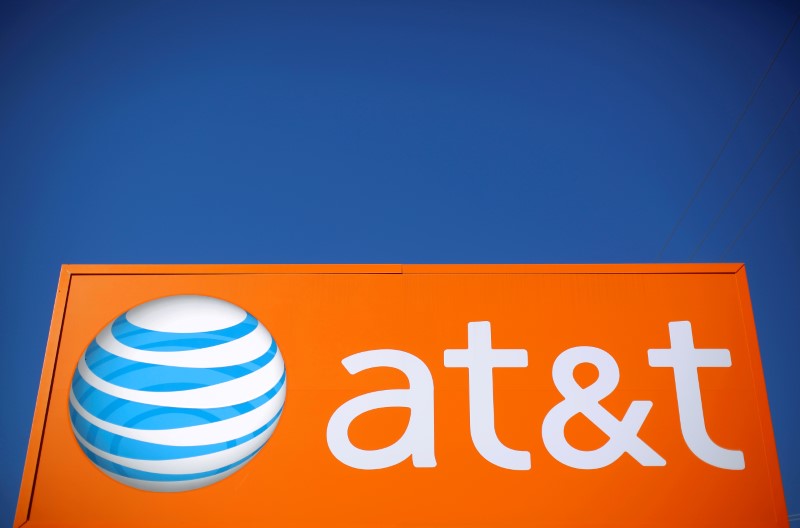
[398,264,744,274]
[734,267,784,523]
[397,273,743,276]
[66,271,745,277]
[62,264,404,275]
[417,272,743,275]
[24,269,74,525]
[62,264,744,276]
[67,273,407,276]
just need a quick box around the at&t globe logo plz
[67,295,286,492]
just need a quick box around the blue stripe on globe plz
[68,295,286,492]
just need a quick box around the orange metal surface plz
[15,264,787,527]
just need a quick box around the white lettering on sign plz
[327,321,744,471]
[326,349,436,470]
[444,321,531,470]
[648,321,745,470]
[541,346,665,469]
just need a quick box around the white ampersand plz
[541,346,665,469]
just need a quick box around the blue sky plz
[1,1,799,524]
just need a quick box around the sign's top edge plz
[61,263,745,275]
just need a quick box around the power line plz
[658,14,800,260]
[720,147,800,259]
[689,88,800,259]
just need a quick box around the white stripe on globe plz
[97,464,245,493]
[76,351,284,408]
[71,420,279,474]
[68,294,287,492]
[69,380,286,446]
[94,322,273,368]
[68,382,286,446]
[125,295,247,332]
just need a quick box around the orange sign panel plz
[16,264,787,527]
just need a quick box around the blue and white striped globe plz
[68,295,286,492]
